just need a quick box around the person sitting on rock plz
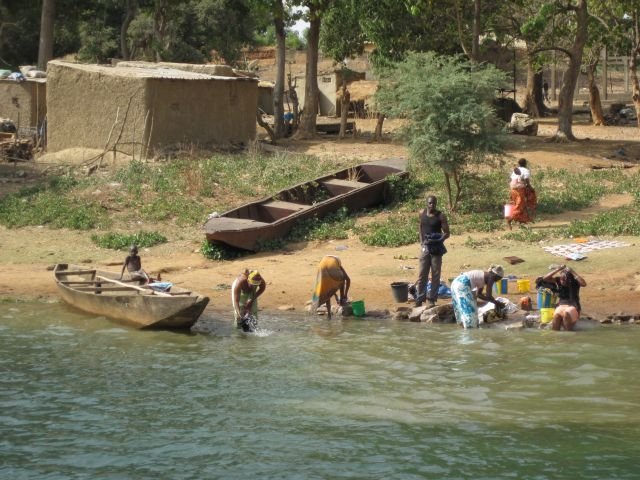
[542,265,586,331]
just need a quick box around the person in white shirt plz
[451,265,505,329]
[506,158,537,229]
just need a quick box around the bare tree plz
[37,0,56,70]
[296,3,321,139]
[273,0,286,139]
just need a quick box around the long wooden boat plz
[54,264,209,330]
[203,158,408,251]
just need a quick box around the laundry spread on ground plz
[543,239,630,260]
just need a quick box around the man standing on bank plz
[415,195,450,307]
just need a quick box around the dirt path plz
[1,118,639,322]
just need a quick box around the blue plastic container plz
[537,288,553,309]
[493,278,508,295]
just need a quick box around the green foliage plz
[357,214,418,247]
[376,52,509,210]
[564,207,640,237]
[140,196,207,226]
[283,207,355,245]
[464,236,495,249]
[503,226,557,243]
[0,179,109,230]
[201,240,244,261]
[535,168,616,214]
[386,174,423,204]
[91,231,167,250]
[77,20,119,63]
[320,0,366,62]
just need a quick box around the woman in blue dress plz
[451,265,505,329]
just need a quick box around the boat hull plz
[54,264,209,330]
[204,158,408,251]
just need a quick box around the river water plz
[1,302,639,479]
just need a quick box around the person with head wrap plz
[450,264,506,329]
[231,269,266,331]
[506,158,537,229]
[541,265,586,331]
[311,255,351,320]
[119,245,150,284]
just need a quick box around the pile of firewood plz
[0,135,34,162]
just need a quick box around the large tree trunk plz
[586,63,605,126]
[296,6,321,139]
[287,72,299,130]
[630,50,640,128]
[120,0,136,60]
[523,59,544,118]
[37,0,55,70]
[373,113,385,142]
[553,0,588,141]
[272,0,286,139]
[153,0,168,62]
[471,0,481,62]
[339,81,350,139]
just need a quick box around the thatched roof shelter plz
[340,80,379,101]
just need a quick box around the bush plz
[91,231,168,250]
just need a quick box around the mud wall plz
[46,62,148,154]
[46,61,257,155]
[146,76,257,148]
[0,79,46,129]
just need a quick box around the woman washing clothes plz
[542,265,586,331]
[506,158,537,229]
[311,255,351,320]
[451,265,506,329]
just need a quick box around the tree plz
[376,52,508,211]
[553,0,589,140]
[296,1,334,139]
[38,0,56,69]
[272,0,287,138]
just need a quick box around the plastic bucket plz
[351,300,365,317]
[537,288,553,309]
[390,282,409,302]
[504,203,514,218]
[494,278,508,295]
[540,308,555,324]
[516,279,531,293]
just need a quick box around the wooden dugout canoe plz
[54,264,209,330]
[203,158,408,251]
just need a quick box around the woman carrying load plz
[506,158,537,229]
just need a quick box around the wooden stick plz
[75,286,143,292]
[95,275,172,297]
[56,269,97,276]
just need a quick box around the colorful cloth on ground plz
[543,239,630,259]
[451,274,479,329]
[231,277,258,325]
[311,255,345,309]
[508,185,537,224]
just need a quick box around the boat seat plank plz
[320,178,370,189]
[55,269,97,276]
[61,280,104,285]
[75,286,146,292]
[262,200,311,211]
[96,275,172,297]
